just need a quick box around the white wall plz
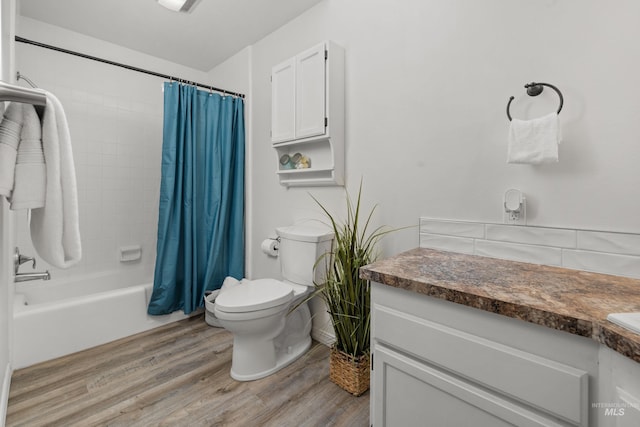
[242,0,640,280]
[14,17,214,282]
[207,46,251,97]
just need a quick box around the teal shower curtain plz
[148,83,245,315]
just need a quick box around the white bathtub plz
[13,271,190,369]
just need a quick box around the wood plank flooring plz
[7,315,369,427]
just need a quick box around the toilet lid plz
[214,279,294,313]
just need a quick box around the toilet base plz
[230,336,312,381]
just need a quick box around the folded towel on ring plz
[507,112,561,164]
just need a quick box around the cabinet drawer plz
[373,304,588,426]
[374,345,573,427]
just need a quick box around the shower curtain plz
[148,83,245,315]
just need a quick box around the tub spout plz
[15,271,51,283]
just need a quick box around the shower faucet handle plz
[19,254,36,269]
[14,247,36,274]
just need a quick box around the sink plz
[607,312,640,334]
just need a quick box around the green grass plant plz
[311,181,393,358]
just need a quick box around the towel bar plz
[506,82,564,121]
[0,81,46,106]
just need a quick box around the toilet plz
[214,224,334,381]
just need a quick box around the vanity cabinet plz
[271,41,344,187]
[364,247,640,427]
[371,282,595,427]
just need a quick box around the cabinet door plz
[615,387,640,427]
[271,58,296,143]
[295,42,326,140]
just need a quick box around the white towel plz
[220,276,241,292]
[10,104,46,210]
[30,91,82,269]
[0,103,23,198]
[507,112,561,164]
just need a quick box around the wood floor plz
[7,315,369,427]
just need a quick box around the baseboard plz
[0,362,11,427]
[311,327,335,348]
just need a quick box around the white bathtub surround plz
[13,271,188,368]
[29,90,81,269]
[15,15,209,288]
[420,218,640,280]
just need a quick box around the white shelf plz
[279,176,338,187]
[276,166,338,187]
[276,167,334,176]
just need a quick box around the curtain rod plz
[15,36,245,99]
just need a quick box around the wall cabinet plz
[271,41,344,187]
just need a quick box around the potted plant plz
[310,182,392,396]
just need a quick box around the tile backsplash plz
[420,218,640,279]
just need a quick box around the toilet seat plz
[215,279,294,313]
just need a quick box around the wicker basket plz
[329,347,370,396]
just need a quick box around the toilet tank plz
[275,224,334,286]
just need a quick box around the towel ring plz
[506,82,564,121]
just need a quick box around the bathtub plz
[13,271,190,369]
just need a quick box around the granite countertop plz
[360,247,640,363]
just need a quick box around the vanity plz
[361,248,640,427]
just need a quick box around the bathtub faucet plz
[14,247,51,282]
[14,248,36,274]
[15,271,51,283]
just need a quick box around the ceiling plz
[18,0,324,71]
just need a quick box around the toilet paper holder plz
[261,237,280,257]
